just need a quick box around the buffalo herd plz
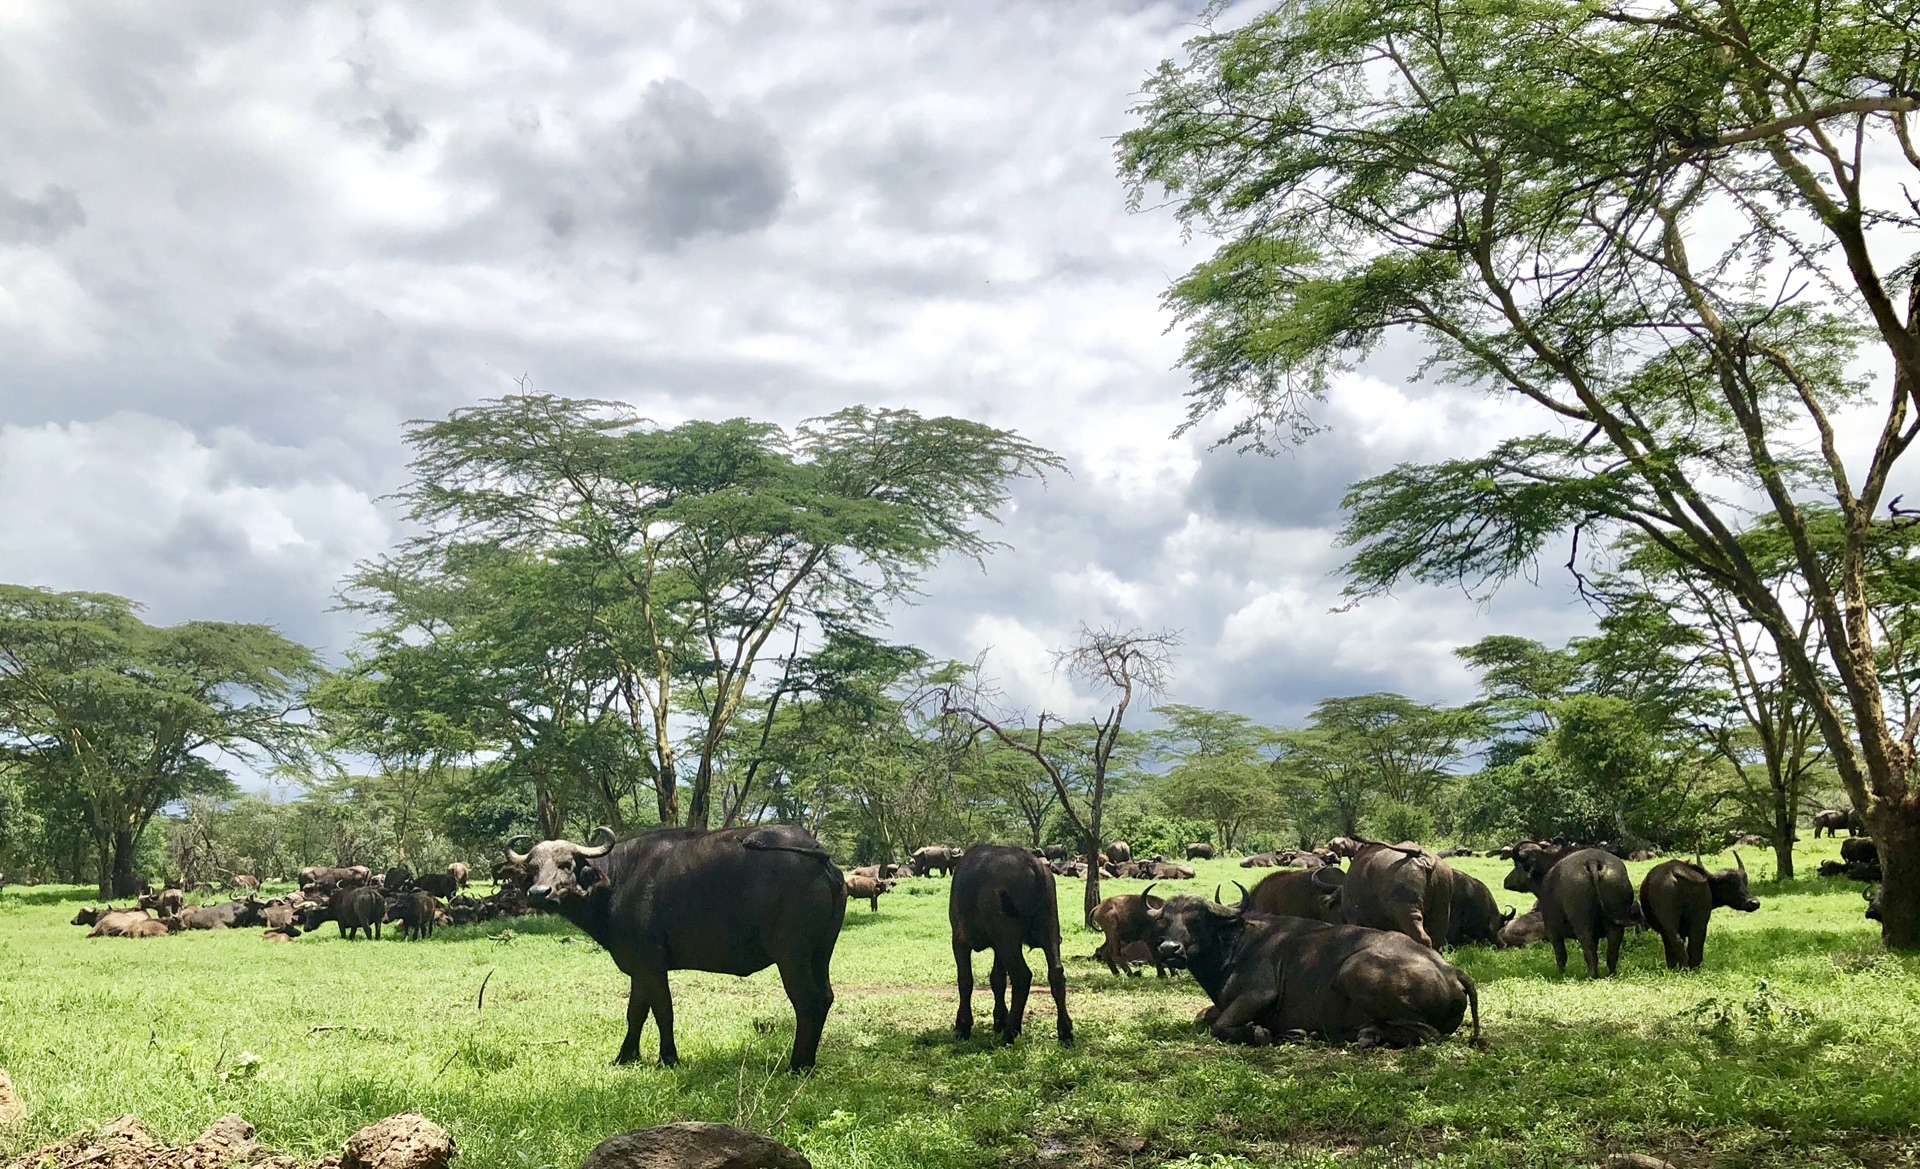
[56,816,1879,1073]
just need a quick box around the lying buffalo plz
[1446,872,1514,948]
[86,908,157,937]
[1239,852,1283,869]
[1185,843,1216,860]
[513,824,846,1070]
[1841,836,1881,881]
[1091,888,1168,977]
[1242,867,1344,924]
[1509,845,1636,977]
[1497,902,1546,948]
[950,845,1072,1046]
[1342,842,1454,950]
[174,898,267,931]
[1150,894,1480,1047]
[1638,856,1759,969]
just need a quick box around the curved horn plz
[1141,882,1159,908]
[1311,866,1346,893]
[1212,883,1220,906]
[1733,850,1746,874]
[577,825,617,858]
[1501,907,1517,925]
[505,835,533,865]
[1234,881,1251,911]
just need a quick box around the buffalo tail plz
[1459,970,1483,1048]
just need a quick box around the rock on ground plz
[340,1114,455,1169]
[580,1122,810,1169]
[3,1112,331,1169]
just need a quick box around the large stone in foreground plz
[341,1114,455,1169]
[581,1122,809,1169]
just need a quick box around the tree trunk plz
[1082,802,1104,930]
[535,784,560,841]
[687,758,712,830]
[109,830,141,899]
[1868,801,1920,949]
[656,760,679,826]
[1772,801,1795,879]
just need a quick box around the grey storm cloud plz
[606,79,792,248]
[0,0,1607,756]
[0,184,85,244]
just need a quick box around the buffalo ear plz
[1205,901,1242,920]
[577,862,612,892]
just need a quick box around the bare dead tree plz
[941,625,1178,928]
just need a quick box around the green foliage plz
[345,395,1060,832]
[0,584,322,894]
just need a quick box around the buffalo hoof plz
[1276,1029,1310,1044]
[1057,1024,1074,1048]
[1195,1005,1221,1027]
[1248,1026,1273,1047]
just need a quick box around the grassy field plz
[1,839,1914,1169]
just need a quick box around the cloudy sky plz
[0,0,1594,730]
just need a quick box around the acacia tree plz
[0,585,320,896]
[944,626,1177,927]
[1150,705,1280,849]
[1123,0,1920,945]
[359,395,1059,832]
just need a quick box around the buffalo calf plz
[1638,855,1759,969]
[950,845,1072,1046]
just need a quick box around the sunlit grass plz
[0,838,1911,1168]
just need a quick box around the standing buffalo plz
[1446,872,1515,948]
[387,889,440,940]
[1103,841,1133,864]
[1638,856,1760,969]
[449,862,471,889]
[1341,842,1454,950]
[1812,809,1853,838]
[912,845,963,877]
[845,874,893,911]
[1507,845,1636,978]
[1149,894,1480,1047]
[512,824,845,1071]
[1185,843,1216,860]
[1042,844,1070,863]
[1091,888,1168,977]
[949,845,1072,1046]
[1242,868,1344,924]
[319,887,389,940]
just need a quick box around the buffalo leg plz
[646,970,679,1066]
[1208,972,1277,1046]
[776,948,835,1073]
[1685,921,1707,970]
[1657,926,1687,970]
[615,977,653,1066]
[1603,925,1622,976]
[952,942,975,1040]
[988,955,1011,1041]
[1044,943,1072,1046]
[1004,950,1033,1044]
[1548,932,1569,975]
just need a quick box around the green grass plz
[1,840,1914,1169]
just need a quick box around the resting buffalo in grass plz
[1091,888,1168,977]
[86,908,157,937]
[139,887,185,917]
[950,845,1072,1046]
[1841,836,1882,881]
[175,898,267,931]
[1149,893,1480,1047]
[1239,852,1281,869]
[1243,867,1344,924]
[1638,856,1759,969]
[1342,842,1454,950]
[512,824,846,1071]
[1509,846,1637,978]
[1447,872,1515,948]
[1498,902,1546,948]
